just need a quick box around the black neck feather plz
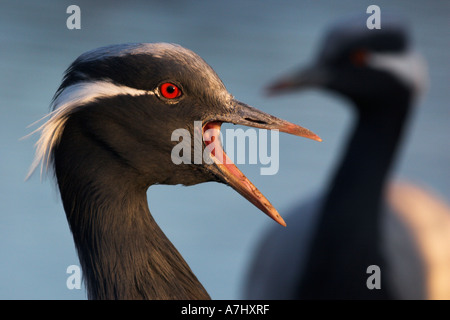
[53,112,210,300]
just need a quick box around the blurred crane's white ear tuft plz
[368,51,429,100]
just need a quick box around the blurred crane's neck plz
[298,91,412,299]
[333,93,412,211]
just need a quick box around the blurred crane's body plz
[244,15,450,300]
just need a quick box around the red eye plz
[160,82,182,99]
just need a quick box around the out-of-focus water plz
[0,0,448,299]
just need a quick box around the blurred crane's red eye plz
[351,49,368,66]
[159,82,182,99]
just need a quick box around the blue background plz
[0,0,449,299]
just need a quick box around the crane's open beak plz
[202,99,321,227]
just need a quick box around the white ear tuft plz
[26,80,153,179]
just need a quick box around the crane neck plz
[53,115,210,300]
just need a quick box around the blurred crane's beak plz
[266,64,329,95]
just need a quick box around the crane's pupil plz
[167,86,175,93]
